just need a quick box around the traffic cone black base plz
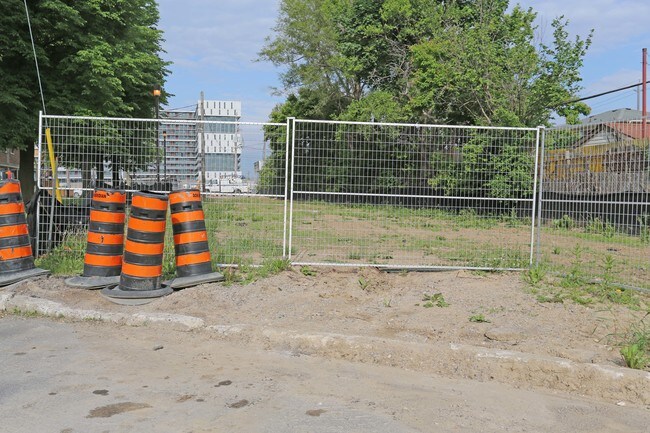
[100,284,172,305]
[65,275,120,290]
[167,271,224,290]
[0,267,49,287]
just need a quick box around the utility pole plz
[642,48,647,138]
[200,91,206,192]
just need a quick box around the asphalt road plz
[1,315,649,433]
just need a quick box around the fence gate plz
[287,119,541,270]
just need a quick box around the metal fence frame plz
[287,118,541,270]
[34,114,649,286]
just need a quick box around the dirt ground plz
[9,267,650,404]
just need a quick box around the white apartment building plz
[200,100,242,181]
[157,99,243,190]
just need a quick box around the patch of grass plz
[469,314,490,323]
[552,214,574,230]
[422,293,449,308]
[348,252,362,260]
[450,245,528,269]
[585,217,616,239]
[358,277,370,291]
[536,292,564,304]
[524,264,546,286]
[300,266,317,276]
[34,232,86,275]
[502,208,523,228]
[223,258,291,285]
[11,307,43,318]
[639,215,650,244]
[560,244,587,288]
[621,344,648,370]
[619,318,650,370]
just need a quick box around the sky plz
[157,0,650,175]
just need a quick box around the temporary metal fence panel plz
[35,113,288,269]
[287,119,540,270]
[38,113,647,280]
[540,121,650,289]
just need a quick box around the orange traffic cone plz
[0,180,49,286]
[167,189,223,289]
[65,188,126,289]
[101,191,172,304]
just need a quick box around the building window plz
[205,154,236,171]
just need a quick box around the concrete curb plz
[2,292,649,405]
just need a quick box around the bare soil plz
[9,267,649,404]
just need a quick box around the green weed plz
[639,215,650,244]
[536,293,564,304]
[469,314,490,323]
[11,307,42,318]
[300,266,317,276]
[358,277,370,291]
[585,217,615,239]
[422,293,449,308]
[552,215,574,230]
[524,264,546,286]
[620,344,648,369]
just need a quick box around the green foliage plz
[469,314,490,323]
[585,217,616,238]
[0,0,170,195]
[552,215,574,230]
[262,0,591,126]
[428,132,535,198]
[422,292,448,308]
[300,266,317,276]
[621,344,648,370]
[524,264,546,286]
[259,1,591,198]
[639,215,650,244]
[358,276,370,290]
[225,259,292,285]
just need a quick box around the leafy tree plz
[0,0,170,200]
[258,0,592,199]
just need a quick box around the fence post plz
[282,117,294,258]
[529,126,542,267]
[535,126,546,266]
[287,118,297,261]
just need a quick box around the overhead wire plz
[23,0,46,115]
